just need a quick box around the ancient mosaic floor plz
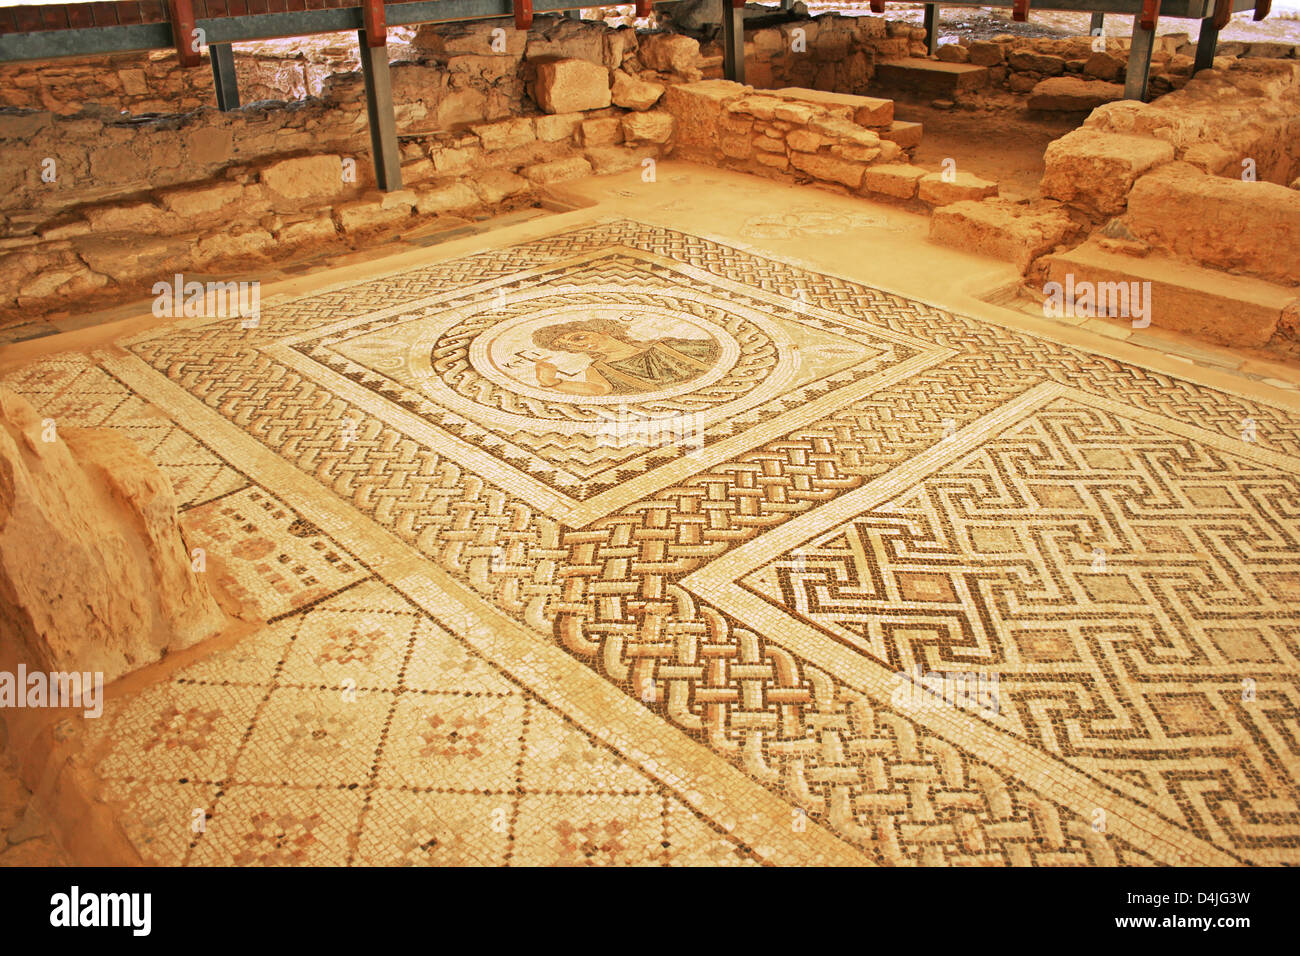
[5,213,1300,866]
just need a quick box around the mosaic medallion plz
[270,246,941,519]
[468,306,731,403]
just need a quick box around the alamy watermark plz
[152,273,261,327]
[591,405,705,454]
[0,665,103,718]
[50,886,150,936]
[891,667,1000,717]
[1043,274,1152,328]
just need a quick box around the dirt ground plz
[897,101,1080,200]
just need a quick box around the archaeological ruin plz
[0,0,1297,883]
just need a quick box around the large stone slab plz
[663,79,749,152]
[918,170,998,206]
[930,199,1080,272]
[1027,77,1125,112]
[1040,128,1174,216]
[1046,240,1297,347]
[773,88,894,127]
[862,163,927,199]
[1125,161,1300,285]
[873,58,990,96]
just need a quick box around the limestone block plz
[1027,77,1124,112]
[414,182,480,216]
[535,112,585,143]
[532,58,612,114]
[809,116,880,147]
[918,171,999,205]
[611,71,665,111]
[786,129,825,153]
[159,180,243,221]
[638,33,702,79]
[192,228,275,265]
[412,21,528,57]
[1126,161,1300,284]
[275,212,337,246]
[524,18,608,65]
[523,156,595,185]
[84,201,169,235]
[471,169,532,204]
[880,120,923,149]
[73,235,188,284]
[1008,72,1040,93]
[727,95,778,122]
[1084,52,1126,82]
[259,153,348,205]
[719,133,753,160]
[1047,240,1294,348]
[622,110,674,145]
[929,199,1080,272]
[1008,51,1066,75]
[774,87,894,127]
[432,144,483,175]
[663,79,750,151]
[585,144,657,175]
[863,163,927,199]
[967,41,1004,67]
[471,116,536,151]
[789,151,865,189]
[580,116,624,147]
[1040,128,1174,215]
[335,194,414,234]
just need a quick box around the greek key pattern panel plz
[740,396,1300,857]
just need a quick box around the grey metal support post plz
[722,1,745,84]
[1123,15,1156,101]
[1089,12,1105,37]
[1193,16,1220,73]
[359,29,402,192]
[210,42,239,111]
[923,6,939,57]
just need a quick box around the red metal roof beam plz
[362,0,385,46]
[167,0,201,66]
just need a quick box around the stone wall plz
[925,56,1299,356]
[664,79,995,206]
[0,16,696,320]
[736,15,925,93]
[0,32,389,116]
[1038,58,1300,284]
[916,30,1297,111]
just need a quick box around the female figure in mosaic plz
[529,317,720,397]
